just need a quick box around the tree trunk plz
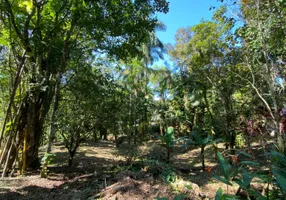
[115,134,119,147]
[167,146,171,163]
[201,144,205,171]
[2,135,17,177]
[68,151,75,167]
[230,131,236,155]
[67,138,81,167]
[99,125,107,140]
[21,127,27,173]
[255,0,284,153]
[25,89,53,169]
[0,134,13,168]
[47,72,61,153]
[0,50,27,149]
[93,131,98,142]
[203,87,214,122]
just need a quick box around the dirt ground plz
[0,140,266,200]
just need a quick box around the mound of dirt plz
[93,176,201,200]
[93,177,170,200]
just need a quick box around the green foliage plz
[0,2,285,200]
[235,134,246,149]
[159,126,176,163]
[143,159,174,181]
[215,188,241,200]
[146,143,167,161]
[214,152,239,186]
[185,130,219,171]
[155,197,169,200]
[0,0,170,173]
[161,168,177,183]
[161,126,175,147]
[214,150,286,199]
[188,131,214,146]
[40,153,56,178]
[268,151,286,193]
[113,145,141,166]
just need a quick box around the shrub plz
[40,153,56,178]
[146,143,167,161]
[143,159,169,177]
[114,144,141,166]
[235,134,246,149]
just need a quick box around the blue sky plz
[156,0,223,45]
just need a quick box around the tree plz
[236,0,286,152]
[168,8,240,151]
[0,0,169,174]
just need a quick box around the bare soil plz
[0,140,267,200]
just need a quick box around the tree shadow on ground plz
[0,141,123,200]
[0,176,100,200]
[48,142,122,179]
[171,155,219,187]
[0,157,119,200]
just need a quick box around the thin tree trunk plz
[203,87,213,122]
[21,127,27,173]
[167,146,170,163]
[128,93,132,144]
[0,134,13,167]
[47,72,61,153]
[201,145,205,171]
[2,135,16,177]
[256,0,283,152]
[68,151,75,167]
[0,50,27,149]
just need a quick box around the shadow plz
[172,156,220,187]
[0,140,124,200]
[0,191,21,200]
[170,144,225,187]
[48,149,121,180]
[1,139,274,199]
[0,176,100,200]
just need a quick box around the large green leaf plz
[215,187,223,200]
[272,168,286,192]
[242,171,252,188]
[238,151,253,158]
[155,197,168,200]
[233,171,253,190]
[214,175,233,186]
[248,189,267,200]
[266,151,286,167]
[174,194,185,200]
[217,152,230,178]
[240,161,260,166]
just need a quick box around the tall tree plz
[0,0,169,174]
[236,0,286,152]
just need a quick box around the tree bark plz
[24,87,53,169]
[68,150,76,167]
[47,72,61,153]
[21,127,27,173]
[201,144,205,171]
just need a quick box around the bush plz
[235,134,246,149]
[146,143,167,161]
[214,150,286,199]
[40,153,56,178]
[113,144,141,165]
[143,159,171,178]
